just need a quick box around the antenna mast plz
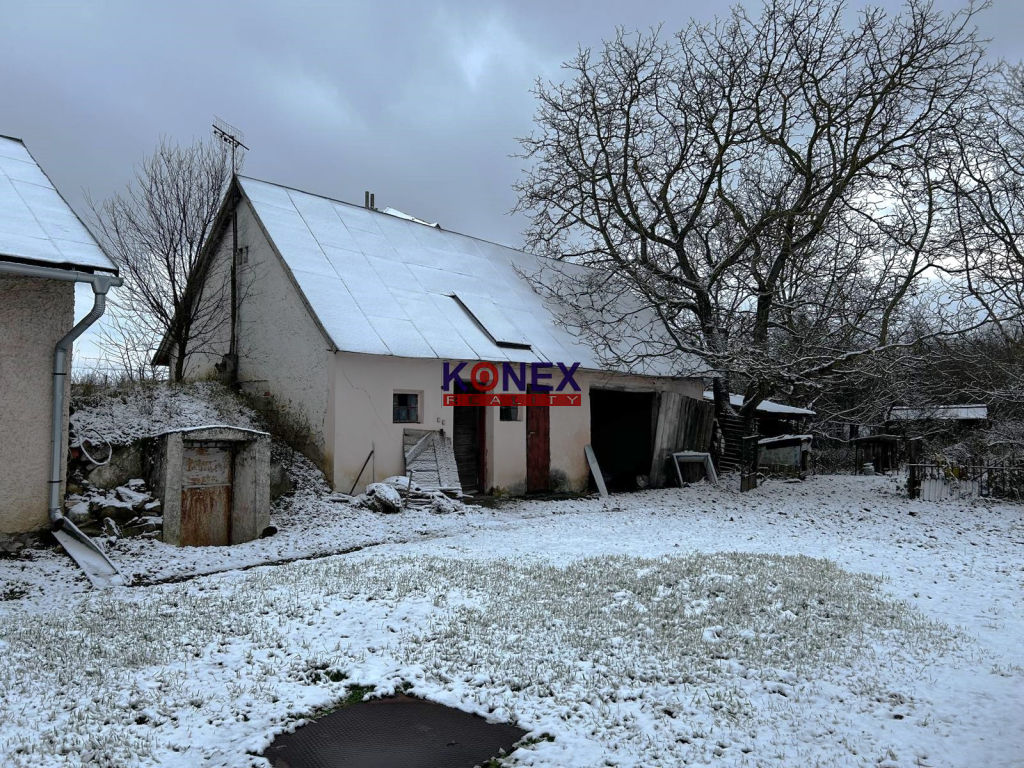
[212,116,248,174]
[211,117,248,383]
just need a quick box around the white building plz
[156,177,704,495]
[0,135,120,535]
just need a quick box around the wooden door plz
[526,396,550,492]
[452,403,485,492]
[181,442,232,546]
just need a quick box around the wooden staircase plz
[716,412,749,473]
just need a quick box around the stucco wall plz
[332,353,446,492]
[332,353,702,495]
[234,200,335,476]
[0,275,74,533]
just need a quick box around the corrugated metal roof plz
[238,176,695,375]
[888,404,988,421]
[702,391,816,417]
[0,136,116,273]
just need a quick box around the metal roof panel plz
[236,175,698,374]
[0,136,115,273]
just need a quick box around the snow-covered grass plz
[3,443,557,598]
[0,552,964,766]
[1,475,1021,767]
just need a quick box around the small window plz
[499,405,519,422]
[393,392,420,423]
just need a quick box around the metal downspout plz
[1,261,125,586]
[49,277,117,527]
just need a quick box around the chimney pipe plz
[364,190,370,209]
[370,193,375,209]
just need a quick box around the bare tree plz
[90,137,238,382]
[944,62,1024,340]
[515,0,1000,423]
[94,307,162,382]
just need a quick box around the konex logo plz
[442,362,582,406]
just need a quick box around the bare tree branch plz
[88,136,239,381]
[515,0,1006,425]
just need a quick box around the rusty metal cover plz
[264,695,526,768]
[181,444,233,546]
[183,444,233,487]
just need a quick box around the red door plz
[526,396,550,492]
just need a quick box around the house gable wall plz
[174,199,335,480]
[234,199,335,476]
[0,276,74,533]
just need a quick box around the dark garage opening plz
[589,389,656,491]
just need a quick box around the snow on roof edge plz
[152,424,270,437]
[888,404,988,421]
[702,391,816,417]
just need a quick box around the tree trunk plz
[711,376,734,417]
[173,345,186,382]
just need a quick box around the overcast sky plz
[1,0,1020,368]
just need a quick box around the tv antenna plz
[212,116,248,173]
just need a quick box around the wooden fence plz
[651,393,716,486]
[908,463,1024,502]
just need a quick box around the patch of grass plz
[1,585,28,601]
[236,388,320,462]
[481,733,555,766]
[340,684,376,707]
[305,684,378,719]
[0,552,964,765]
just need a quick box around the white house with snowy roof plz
[0,135,121,535]
[155,176,705,495]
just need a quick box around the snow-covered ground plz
[69,381,260,449]
[1,475,1021,767]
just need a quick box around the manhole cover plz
[264,694,527,768]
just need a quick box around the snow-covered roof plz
[0,136,116,274]
[758,434,813,446]
[702,391,816,417]
[237,176,693,375]
[888,404,988,421]
[152,424,270,438]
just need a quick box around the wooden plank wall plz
[650,395,716,486]
[404,429,463,494]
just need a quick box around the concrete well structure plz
[148,426,271,547]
